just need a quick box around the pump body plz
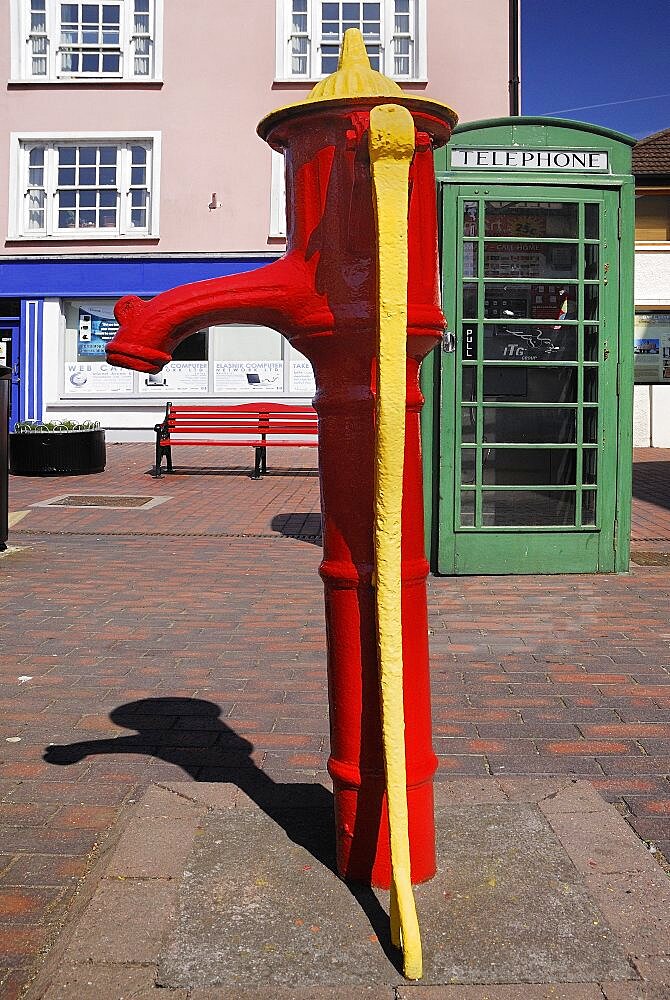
[107,96,454,889]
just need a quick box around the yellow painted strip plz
[8,511,29,527]
[368,103,422,981]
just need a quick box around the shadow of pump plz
[43,696,400,970]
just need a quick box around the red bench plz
[153,401,318,479]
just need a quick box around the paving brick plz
[39,963,162,1000]
[546,809,659,875]
[189,990,390,1000]
[106,815,201,878]
[601,982,670,999]
[584,868,670,954]
[397,988,606,999]
[0,926,47,967]
[62,880,178,964]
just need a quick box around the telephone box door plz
[437,184,621,574]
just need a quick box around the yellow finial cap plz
[306,28,403,102]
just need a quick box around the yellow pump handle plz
[368,102,422,981]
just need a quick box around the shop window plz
[276,0,426,80]
[60,302,316,399]
[11,0,163,82]
[635,191,670,241]
[11,135,160,239]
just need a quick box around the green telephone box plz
[422,118,635,575]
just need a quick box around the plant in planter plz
[9,419,106,476]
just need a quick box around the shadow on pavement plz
[633,460,670,511]
[271,512,322,543]
[43,696,400,971]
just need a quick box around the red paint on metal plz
[107,101,452,888]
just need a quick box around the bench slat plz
[154,401,318,478]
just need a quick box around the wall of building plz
[0,0,511,258]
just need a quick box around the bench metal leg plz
[153,442,172,479]
[252,446,265,479]
[154,436,163,478]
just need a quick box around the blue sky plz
[522,1,670,139]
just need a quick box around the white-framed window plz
[10,0,163,82]
[269,150,287,239]
[276,0,426,81]
[9,133,161,239]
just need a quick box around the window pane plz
[79,189,96,207]
[79,167,96,185]
[79,146,96,164]
[29,148,45,166]
[483,243,579,280]
[82,5,99,24]
[485,202,579,239]
[582,491,597,525]
[99,189,116,207]
[131,145,147,163]
[479,448,577,487]
[58,167,76,185]
[99,208,117,227]
[481,490,577,527]
[481,407,577,444]
[635,193,670,241]
[463,201,478,236]
[584,202,600,239]
[463,242,478,278]
[58,146,76,165]
[482,323,577,362]
[79,209,96,227]
[59,190,76,208]
[103,4,120,23]
[99,167,116,185]
[131,166,146,186]
[480,285,576,322]
[470,366,579,403]
[102,54,120,72]
[131,209,147,227]
[58,210,76,228]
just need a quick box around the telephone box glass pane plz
[481,448,577,486]
[484,243,578,280]
[582,491,597,525]
[483,323,577,362]
[480,366,578,403]
[463,201,478,236]
[584,203,599,239]
[482,407,577,444]
[484,202,578,238]
[481,490,577,526]
[482,285,575,322]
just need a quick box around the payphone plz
[423,118,635,575]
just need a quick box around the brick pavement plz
[0,444,669,997]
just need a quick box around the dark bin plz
[9,428,106,476]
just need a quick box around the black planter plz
[9,429,106,476]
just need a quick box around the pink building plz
[1,0,513,437]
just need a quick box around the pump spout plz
[108,256,319,374]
